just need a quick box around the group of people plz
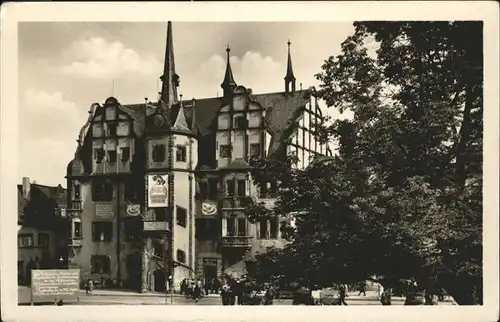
[220,276,276,305]
[180,277,223,302]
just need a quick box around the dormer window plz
[94,149,105,163]
[107,150,117,163]
[120,147,130,162]
[106,123,117,136]
[235,116,247,130]
[220,145,230,158]
[152,144,166,162]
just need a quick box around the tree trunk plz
[454,82,474,190]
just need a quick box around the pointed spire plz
[159,21,179,110]
[190,98,197,135]
[221,45,237,98]
[284,39,296,93]
[172,94,190,133]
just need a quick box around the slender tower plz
[284,39,296,93]
[221,45,237,100]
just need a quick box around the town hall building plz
[66,21,331,293]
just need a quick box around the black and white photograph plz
[1,2,498,322]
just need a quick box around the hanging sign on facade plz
[201,201,217,216]
[147,174,169,208]
[125,202,141,216]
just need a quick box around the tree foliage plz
[245,21,482,305]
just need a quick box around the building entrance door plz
[204,264,217,283]
[153,270,166,293]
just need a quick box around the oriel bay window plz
[92,221,113,242]
[259,219,268,239]
[226,180,235,196]
[270,218,279,239]
[227,217,235,236]
[237,218,246,236]
[258,218,279,239]
[237,180,246,196]
[152,144,166,162]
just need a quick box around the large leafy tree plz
[245,21,482,305]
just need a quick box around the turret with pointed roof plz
[284,39,296,93]
[221,46,237,99]
[172,94,191,134]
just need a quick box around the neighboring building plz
[65,21,331,293]
[17,177,69,285]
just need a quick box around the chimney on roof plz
[22,177,31,201]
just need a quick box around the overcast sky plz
[18,21,357,187]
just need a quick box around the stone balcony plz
[142,221,170,232]
[221,235,253,248]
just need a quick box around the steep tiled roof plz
[252,90,310,156]
[171,104,192,134]
[118,103,149,137]
[17,183,68,230]
[118,89,309,154]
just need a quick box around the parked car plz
[404,291,426,305]
[315,287,341,305]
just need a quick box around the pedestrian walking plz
[180,278,187,295]
[358,281,367,296]
[377,283,384,300]
[233,278,244,305]
[85,278,94,295]
[193,280,202,303]
[221,281,232,305]
[204,279,211,295]
[338,284,348,306]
